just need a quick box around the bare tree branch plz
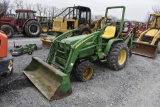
[8,4,14,14]
[152,5,160,13]
[42,6,48,16]
[13,0,24,9]
[36,3,43,16]
[0,0,10,14]
[48,6,58,17]
[25,2,32,10]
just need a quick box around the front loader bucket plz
[23,57,72,100]
[131,42,157,58]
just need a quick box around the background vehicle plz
[131,21,147,37]
[10,42,37,56]
[41,6,105,48]
[0,31,13,78]
[131,14,160,58]
[36,16,54,33]
[49,6,104,36]
[23,6,134,100]
[0,9,41,38]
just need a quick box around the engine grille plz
[141,35,153,43]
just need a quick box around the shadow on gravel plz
[93,61,108,68]
[0,77,33,95]
[93,61,112,72]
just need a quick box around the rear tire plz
[157,41,160,54]
[1,25,14,38]
[41,24,49,33]
[25,20,41,37]
[106,42,128,70]
[73,60,94,82]
[79,26,92,35]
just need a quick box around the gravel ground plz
[0,34,160,107]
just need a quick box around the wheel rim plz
[82,66,93,81]
[82,31,90,35]
[29,24,40,35]
[118,50,127,65]
[42,26,48,32]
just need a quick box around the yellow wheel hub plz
[82,67,93,81]
[118,50,127,65]
[42,26,48,32]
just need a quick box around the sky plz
[21,0,160,22]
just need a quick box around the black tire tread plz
[79,26,92,35]
[157,41,160,54]
[73,60,94,82]
[1,25,14,38]
[25,20,41,37]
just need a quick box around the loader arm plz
[47,29,80,64]
[48,31,102,75]
[64,31,101,75]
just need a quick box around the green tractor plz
[36,16,54,33]
[23,6,134,100]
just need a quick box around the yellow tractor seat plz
[102,26,116,39]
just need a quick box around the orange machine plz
[0,32,8,58]
[0,31,13,78]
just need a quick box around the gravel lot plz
[0,34,160,107]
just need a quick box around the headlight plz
[8,60,13,72]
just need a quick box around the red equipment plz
[0,9,41,38]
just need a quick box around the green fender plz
[65,31,101,75]
[104,38,123,55]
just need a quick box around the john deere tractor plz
[23,6,134,100]
[36,16,54,33]
[0,9,41,38]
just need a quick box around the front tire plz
[73,61,94,82]
[157,41,160,54]
[1,25,14,38]
[25,20,41,37]
[106,42,128,70]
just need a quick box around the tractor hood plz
[144,29,159,37]
[60,35,88,45]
